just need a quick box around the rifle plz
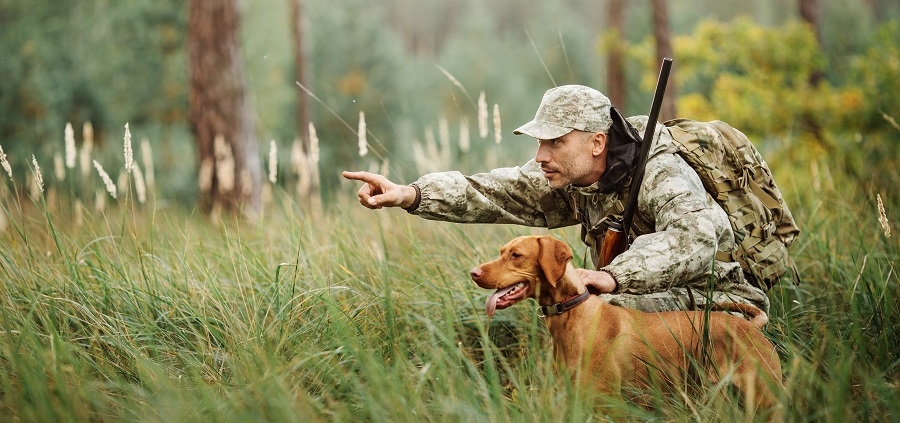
[598,58,673,267]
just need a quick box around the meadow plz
[0,126,897,423]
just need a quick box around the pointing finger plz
[342,171,379,184]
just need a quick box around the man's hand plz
[574,269,618,295]
[342,171,417,209]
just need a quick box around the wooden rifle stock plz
[598,220,627,267]
[598,58,673,267]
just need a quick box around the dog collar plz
[540,290,591,316]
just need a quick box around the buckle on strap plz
[540,290,591,317]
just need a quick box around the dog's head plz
[469,235,573,316]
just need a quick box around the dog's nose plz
[469,267,483,280]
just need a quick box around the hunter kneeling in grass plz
[344,84,798,313]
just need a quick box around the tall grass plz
[0,129,898,422]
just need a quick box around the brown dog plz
[470,235,783,416]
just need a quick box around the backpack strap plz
[715,250,736,262]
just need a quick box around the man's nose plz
[535,143,549,164]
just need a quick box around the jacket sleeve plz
[602,148,735,294]
[408,159,578,229]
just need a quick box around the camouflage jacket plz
[409,116,755,297]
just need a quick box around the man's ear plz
[537,236,573,286]
[591,132,608,157]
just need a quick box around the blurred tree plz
[651,0,677,120]
[387,0,461,57]
[798,0,823,86]
[670,18,863,142]
[303,0,410,198]
[2,0,898,203]
[187,0,261,218]
[605,0,627,109]
[0,0,185,186]
[867,0,900,23]
[291,0,311,141]
[798,0,825,146]
[848,22,900,133]
[290,0,319,202]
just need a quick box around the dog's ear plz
[537,236,573,286]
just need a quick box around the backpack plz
[663,118,800,291]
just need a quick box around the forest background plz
[0,0,899,421]
[1,0,897,203]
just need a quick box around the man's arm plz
[407,160,577,229]
[601,150,733,293]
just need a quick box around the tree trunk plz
[187,0,261,219]
[651,0,677,121]
[606,0,627,110]
[799,0,823,86]
[290,0,311,142]
[798,0,826,146]
[289,0,320,205]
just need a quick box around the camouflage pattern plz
[599,261,770,312]
[666,119,800,290]
[410,115,770,313]
[513,85,614,140]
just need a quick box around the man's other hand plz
[574,269,618,295]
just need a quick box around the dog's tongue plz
[485,285,518,317]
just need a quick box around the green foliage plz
[299,0,413,197]
[0,1,185,156]
[847,22,900,132]
[653,18,857,141]
[623,15,899,156]
[1,2,899,421]
[2,0,898,203]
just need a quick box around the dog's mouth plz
[485,282,528,317]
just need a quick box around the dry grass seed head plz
[268,140,278,184]
[133,164,147,204]
[65,122,76,169]
[31,155,44,193]
[877,194,891,238]
[358,111,368,157]
[493,103,502,144]
[0,145,13,182]
[54,153,65,181]
[93,159,117,199]
[81,123,94,177]
[140,138,155,191]
[124,123,133,173]
[459,117,470,153]
[478,91,489,139]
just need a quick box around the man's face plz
[535,130,606,188]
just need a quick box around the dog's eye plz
[510,252,522,259]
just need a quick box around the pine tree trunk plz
[606,0,627,110]
[187,0,261,219]
[799,0,823,86]
[290,0,320,205]
[798,0,826,146]
[291,0,311,143]
[651,0,677,121]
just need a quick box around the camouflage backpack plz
[663,119,800,291]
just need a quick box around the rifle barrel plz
[619,58,673,236]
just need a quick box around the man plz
[342,85,769,313]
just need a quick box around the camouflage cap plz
[513,85,613,140]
